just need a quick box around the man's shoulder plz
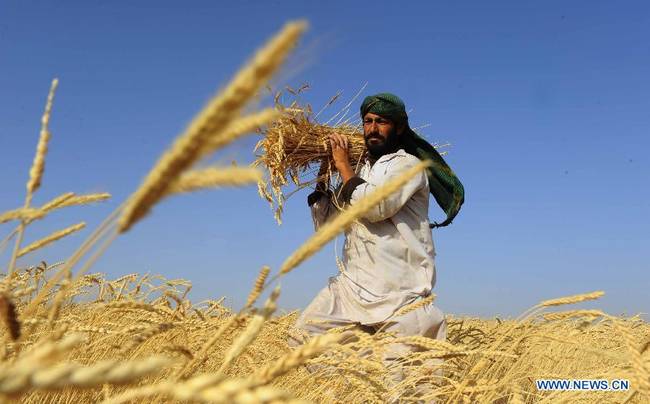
[372,150,427,189]
[375,149,421,168]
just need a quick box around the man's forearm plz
[337,162,355,183]
[336,161,365,205]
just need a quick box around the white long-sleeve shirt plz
[310,149,436,325]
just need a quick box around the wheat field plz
[1,20,648,404]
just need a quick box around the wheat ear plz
[394,294,436,317]
[39,192,75,212]
[166,167,262,195]
[26,78,59,199]
[55,192,112,209]
[245,266,271,308]
[516,290,606,322]
[540,291,605,307]
[542,309,606,321]
[197,108,281,161]
[17,222,86,258]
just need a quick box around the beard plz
[364,127,401,159]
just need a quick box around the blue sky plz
[1,1,648,318]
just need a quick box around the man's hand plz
[329,133,354,183]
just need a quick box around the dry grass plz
[1,18,648,404]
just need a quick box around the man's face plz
[363,112,402,157]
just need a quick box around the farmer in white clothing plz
[291,93,464,395]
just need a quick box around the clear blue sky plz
[1,1,648,318]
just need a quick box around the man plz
[291,93,463,394]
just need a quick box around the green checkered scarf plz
[361,93,465,228]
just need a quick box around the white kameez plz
[290,149,447,398]
[292,148,446,335]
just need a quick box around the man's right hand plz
[328,133,354,183]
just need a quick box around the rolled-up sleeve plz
[349,155,426,223]
[340,177,367,204]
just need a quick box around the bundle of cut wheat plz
[253,102,366,223]
[254,98,447,224]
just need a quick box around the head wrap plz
[360,93,408,124]
[360,93,465,228]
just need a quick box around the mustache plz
[365,133,383,140]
